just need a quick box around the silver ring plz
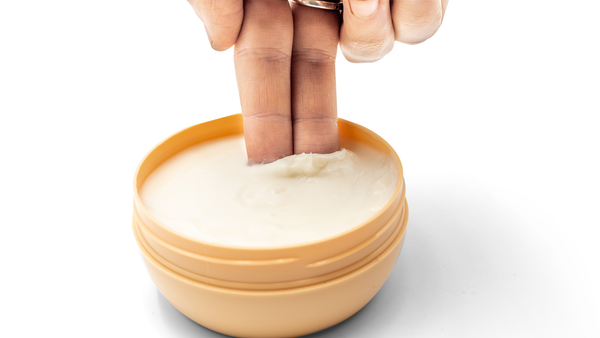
[290,0,343,11]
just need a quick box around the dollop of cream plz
[140,135,398,247]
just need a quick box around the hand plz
[187,0,448,163]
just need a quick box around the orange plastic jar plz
[133,114,408,337]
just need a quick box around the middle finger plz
[290,3,341,154]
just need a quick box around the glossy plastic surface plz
[134,202,406,290]
[134,200,409,338]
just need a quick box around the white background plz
[1,0,599,337]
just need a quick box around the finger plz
[290,3,340,154]
[391,0,448,45]
[234,0,294,164]
[187,0,243,51]
[340,0,395,63]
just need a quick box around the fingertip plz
[394,17,443,45]
[210,40,235,52]
[204,23,240,51]
[340,42,392,63]
[203,25,215,47]
[339,0,395,63]
[339,33,394,63]
[392,0,444,45]
[191,0,244,51]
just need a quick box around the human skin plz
[187,0,449,164]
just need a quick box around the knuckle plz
[244,112,291,122]
[292,116,338,124]
[292,47,336,65]
[234,46,292,63]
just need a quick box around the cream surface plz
[140,135,398,247]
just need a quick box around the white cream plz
[140,135,398,247]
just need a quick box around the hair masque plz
[140,135,398,247]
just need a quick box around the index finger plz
[234,0,294,164]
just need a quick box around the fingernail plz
[204,25,213,45]
[350,0,379,19]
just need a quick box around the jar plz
[132,114,408,338]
